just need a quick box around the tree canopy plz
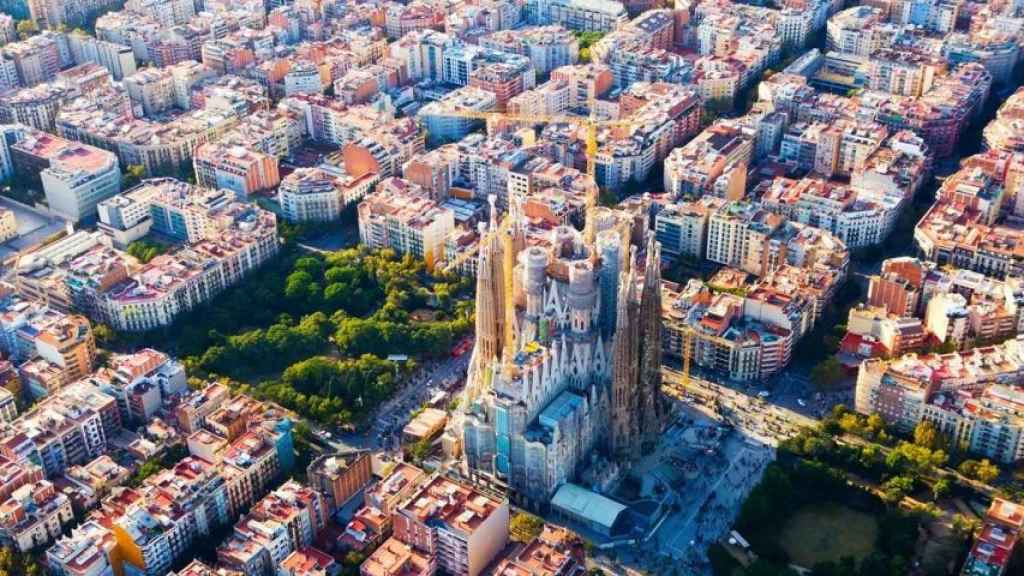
[119,246,473,428]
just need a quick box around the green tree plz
[93,323,115,345]
[407,437,433,464]
[127,240,167,263]
[959,459,1000,484]
[811,357,845,389]
[913,420,947,451]
[121,164,146,189]
[16,20,37,40]
[510,511,545,543]
[886,441,947,476]
[951,513,981,539]
[931,478,951,501]
[882,475,915,504]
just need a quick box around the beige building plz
[358,179,455,271]
[390,475,509,576]
[306,452,372,514]
[0,209,15,243]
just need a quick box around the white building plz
[283,61,322,97]
[525,0,628,32]
[278,166,379,223]
[358,179,455,271]
[417,86,496,146]
[40,143,121,223]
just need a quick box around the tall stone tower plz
[609,261,639,460]
[638,234,665,451]
[465,199,506,401]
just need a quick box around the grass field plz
[779,503,879,568]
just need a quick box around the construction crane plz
[673,324,737,413]
[436,109,636,273]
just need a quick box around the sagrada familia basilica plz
[447,194,665,509]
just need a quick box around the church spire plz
[638,235,664,451]
[609,263,639,461]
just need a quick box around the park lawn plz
[779,503,878,568]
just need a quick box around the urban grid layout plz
[1,0,1024,575]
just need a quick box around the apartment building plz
[825,6,886,56]
[174,382,230,434]
[0,380,122,477]
[961,499,1024,576]
[193,142,280,198]
[83,348,188,424]
[490,525,585,576]
[867,257,926,317]
[278,167,346,223]
[855,337,1024,463]
[306,452,372,514]
[865,49,945,97]
[66,31,137,81]
[759,176,898,249]
[383,2,443,40]
[840,305,927,362]
[468,61,536,111]
[508,78,572,117]
[2,32,62,87]
[100,216,279,331]
[0,388,16,423]
[654,197,726,262]
[0,15,14,47]
[600,38,691,89]
[283,61,322,97]
[280,548,336,576]
[46,519,118,576]
[915,151,1024,278]
[43,398,297,576]
[364,463,426,518]
[124,67,177,118]
[705,201,780,271]
[333,67,383,106]
[480,26,578,75]
[525,0,628,32]
[858,256,1024,352]
[549,64,614,112]
[361,537,434,576]
[15,238,132,326]
[358,179,455,271]
[390,475,509,576]
[109,460,231,576]
[0,301,96,400]
[60,454,130,511]
[217,480,326,576]
[417,86,497,146]
[662,280,796,381]
[0,479,74,551]
[0,82,68,131]
[663,120,754,200]
[25,314,97,397]
[942,29,1019,86]
[38,141,121,223]
[983,86,1024,153]
[0,456,43,503]
[96,183,161,248]
[56,98,240,177]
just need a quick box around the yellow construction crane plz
[437,109,636,273]
[437,110,730,401]
[674,324,736,408]
[437,109,636,235]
